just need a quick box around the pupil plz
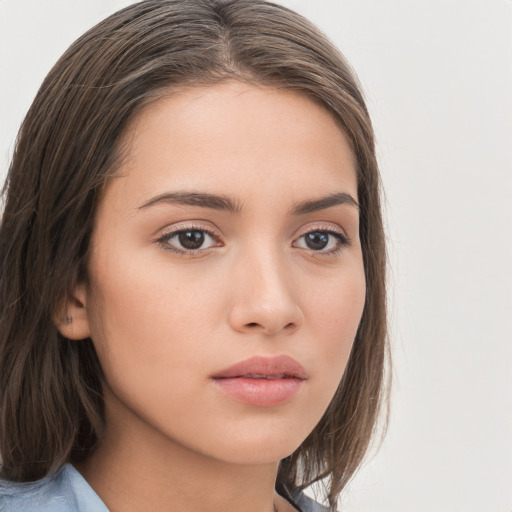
[178,230,205,249]
[305,232,328,250]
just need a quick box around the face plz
[73,81,366,465]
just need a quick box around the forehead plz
[110,81,357,210]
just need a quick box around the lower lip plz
[212,377,304,407]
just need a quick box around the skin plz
[60,81,366,512]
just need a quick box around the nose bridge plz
[229,239,303,336]
[247,244,292,305]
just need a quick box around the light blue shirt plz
[0,464,108,512]
[0,463,330,511]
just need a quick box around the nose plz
[228,248,304,336]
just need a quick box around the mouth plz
[238,373,293,379]
[211,355,307,407]
[212,355,308,380]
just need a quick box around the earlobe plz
[54,283,91,340]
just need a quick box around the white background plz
[1,1,511,511]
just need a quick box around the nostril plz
[244,321,296,333]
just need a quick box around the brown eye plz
[294,230,349,253]
[304,232,329,250]
[178,230,205,250]
[158,228,218,253]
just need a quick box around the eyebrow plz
[291,192,359,215]
[138,191,242,213]
[138,191,358,214]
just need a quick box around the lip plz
[211,355,307,407]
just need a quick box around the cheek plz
[85,255,225,380]
[85,272,206,429]
[308,265,366,338]
[304,265,366,379]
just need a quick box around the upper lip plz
[212,355,308,380]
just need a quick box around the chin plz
[196,424,309,466]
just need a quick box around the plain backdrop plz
[1,1,511,511]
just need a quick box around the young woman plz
[0,1,388,511]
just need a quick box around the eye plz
[157,228,219,253]
[294,230,349,253]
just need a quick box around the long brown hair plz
[0,0,388,507]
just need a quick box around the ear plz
[54,282,91,340]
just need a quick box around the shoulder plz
[0,464,108,512]
[0,467,73,512]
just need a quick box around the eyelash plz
[155,224,220,256]
[155,225,350,256]
[295,228,350,256]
